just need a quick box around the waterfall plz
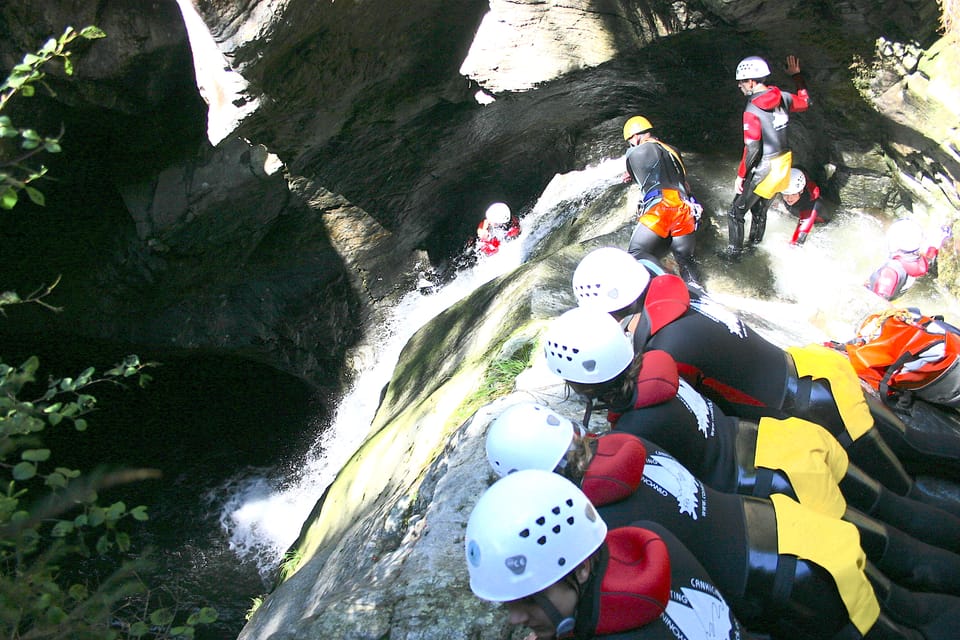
[216,158,627,575]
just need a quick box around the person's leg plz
[847,507,960,595]
[866,393,960,481]
[867,563,960,640]
[726,192,750,255]
[748,197,772,245]
[840,464,960,553]
[670,233,703,287]
[627,221,671,261]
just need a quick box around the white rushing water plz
[216,158,625,575]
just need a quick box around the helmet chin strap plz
[531,592,576,640]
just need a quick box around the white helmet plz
[782,168,807,195]
[485,202,511,225]
[543,307,634,384]
[887,218,923,254]
[572,247,650,313]
[465,469,607,601]
[735,56,771,81]
[486,402,576,477]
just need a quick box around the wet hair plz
[555,434,594,486]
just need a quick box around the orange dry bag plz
[843,308,960,408]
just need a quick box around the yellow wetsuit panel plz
[755,416,849,518]
[753,151,792,198]
[787,344,874,441]
[770,493,880,636]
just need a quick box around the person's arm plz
[476,219,490,241]
[785,54,810,111]
[870,264,901,300]
[736,112,763,191]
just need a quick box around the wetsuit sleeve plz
[796,195,821,235]
[738,112,763,178]
[871,264,901,299]
[790,73,810,111]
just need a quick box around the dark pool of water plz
[0,329,328,639]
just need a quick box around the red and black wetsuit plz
[626,273,960,500]
[581,432,960,640]
[573,522,753,640]
[867,249,937,301]
[728,74,810,252]
[604,372,960,596]
[782,174,822,245]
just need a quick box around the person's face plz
[782,192,801,205]
[737,79,756,95]
[505,580,579,640]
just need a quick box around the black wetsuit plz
[607,375,960,595]
[624,139,702,286]
[588,433,864,637]
[585,433,960,639]
[627,279,960,500]
[575,523,753,639]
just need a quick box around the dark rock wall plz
[0,0,955,388]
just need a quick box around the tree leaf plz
[1,187,18,209]
[12,461,36,480]
[21,448,51,462]
[79,26,107,40]
[150,607,175,626]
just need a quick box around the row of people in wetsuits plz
[463,246,960,640]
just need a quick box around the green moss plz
[445,338,538,428]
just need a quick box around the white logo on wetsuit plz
[643,451,706,520]
[675,379,714,439]
[662,582,737,640]
[689,297,748,338]
[772,108,789,131]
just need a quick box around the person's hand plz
[735,176,745,194]
[785,55,801,75]
[622,171,633,184]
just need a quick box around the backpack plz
[842,308,960,408]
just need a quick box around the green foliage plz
[0,27,217,640]
[473,341,536,404]
[0,25,105,211]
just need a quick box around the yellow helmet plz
[623,116,653,140]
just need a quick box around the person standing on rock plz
[621,115,704,286]
[725,55,810,257]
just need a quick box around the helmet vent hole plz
[552,525,561,534]
[519,528,530,538]
[537,536,547,545]
[583,359,597,372]
[567,517,575,525]
[565,499,574,507]
[558,557,567,567]
[551,506,561,515]
[536,516,546,526]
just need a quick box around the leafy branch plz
[0,25,105,210]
